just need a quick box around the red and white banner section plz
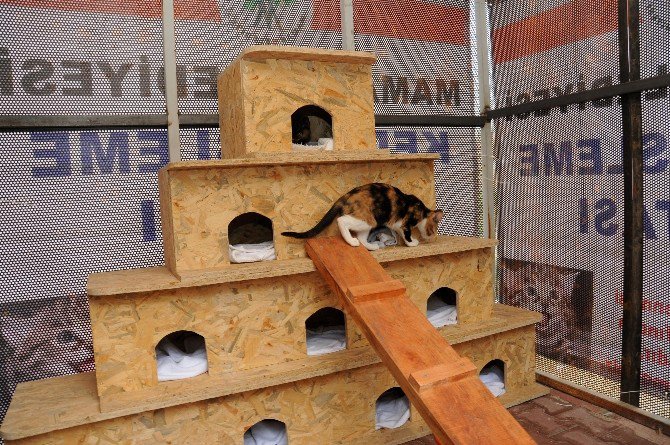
[493,0,669,413]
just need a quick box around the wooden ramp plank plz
[306,237,536,445]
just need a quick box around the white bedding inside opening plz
[479,363,506,397]
[426,297,457,328]
[229,241,277,264]
[156,333,208,382]
[306,325,346,356]
[292,137,334,151]
[375,389,410,430]
[243,419,288,445]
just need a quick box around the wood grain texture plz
[160,157,436,274]
[1,324,547,442]
[218,47,376,157]
[305,237,536,445]
[87,236,496,296]
[87,247,502,411]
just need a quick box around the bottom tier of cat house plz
[1,324,548,444]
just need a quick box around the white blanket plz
[244,420,288,445]
[156,335,208,382]
[306,325,346,356]
[375,390,410,430]
[229,241,276,263]
[367,227,398,249]
[427,298,457,328]
[480,364,506,397]
[291,137,334,151]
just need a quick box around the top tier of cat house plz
[217,46,378,158]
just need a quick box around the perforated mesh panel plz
[0,128,167,426]
[491,0,620,111]
[353,0,477,116]
[378,126,482,237]
[174,0,342,115]
[180,126,221,160]
[495,103,625,400]
[0,3,166,115]
[492,0,670,419]
[640,95,670,418]
[641,0,669,80]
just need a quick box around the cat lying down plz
[281,183,443,250]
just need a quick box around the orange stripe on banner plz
[312,0,468,46]
[493,0,617,63]
[0,0,221,21]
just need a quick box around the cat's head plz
[0,294,95,384]
[417,209,444,240]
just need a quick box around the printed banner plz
[493,0,669,415]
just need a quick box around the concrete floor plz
[402,389,670,445]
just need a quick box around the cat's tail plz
[281,202,343,239]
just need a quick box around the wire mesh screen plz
[353,0,478,116]
[640,0,669,81]
[492,0,670,419]
[0,128,168,427]
[173,0,342,116]
[0,2,166,115]
[640,93,670,417]
[495,103,625,401]
[379,126,483,236]
[180,126,221,160]
[491,0,620,110]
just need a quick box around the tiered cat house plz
[0,46,548,444]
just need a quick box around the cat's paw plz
[365,244,380,251]
[347,238,361,247]
[406,239,419,247]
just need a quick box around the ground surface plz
[402,389,670,445]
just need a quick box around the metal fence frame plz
[1,0,669,426]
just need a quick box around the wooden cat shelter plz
[0,46,548,444]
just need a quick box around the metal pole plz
[162,0,182,162]
[340,0,355,51]
[618,0,643,407]
[474,0,495,240]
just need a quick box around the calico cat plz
[281,183,443,250]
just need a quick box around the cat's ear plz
[432,210,444,223]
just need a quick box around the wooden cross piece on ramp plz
[305,237,536,445]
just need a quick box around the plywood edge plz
[239,45,377,65]
[161,150,438,171]
[1,309,540,440]
[500,382,551,408]
[87,236,496,296]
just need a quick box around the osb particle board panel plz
[453,326,542,402]
[87,236,497,297]
[90,304,539,415]
[2,327,546,443]
[5,364,427,444]
[160,159,435,274]
[89,249,491,405]
[386,248,494,325]
[218,52,376,158]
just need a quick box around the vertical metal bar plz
[162,0,182,162]
[474,0,495,241]
[618,0,643,407]
[340,0,355,51]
